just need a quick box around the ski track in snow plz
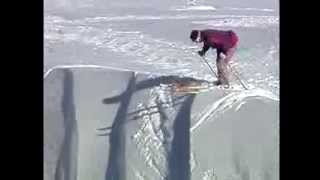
[190,87,279,133]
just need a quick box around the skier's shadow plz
[99,74,209,180]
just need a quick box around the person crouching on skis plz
[190,29,239,86]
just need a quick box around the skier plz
[190,29,239,86]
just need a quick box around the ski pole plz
[228,64,249,90]
[201,56,218,78]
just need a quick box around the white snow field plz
[44,0,279,179]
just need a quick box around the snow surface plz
[44,0,279,179]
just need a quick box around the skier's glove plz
[198,51,205,57]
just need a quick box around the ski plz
[171,81,236,94]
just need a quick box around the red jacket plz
[200,29,238,53]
